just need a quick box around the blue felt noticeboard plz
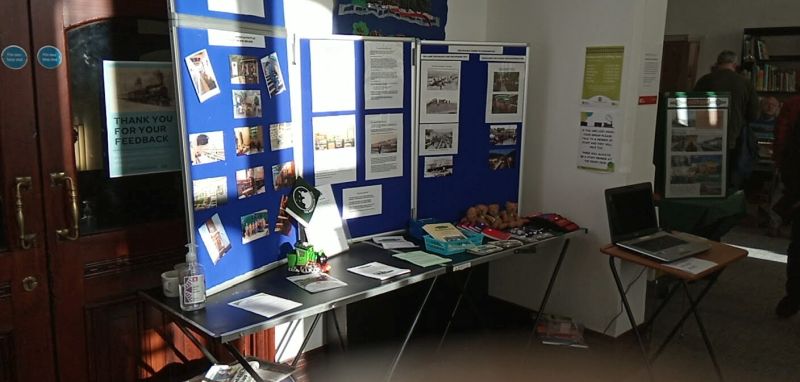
[172,0,286,27]
[171,1,295,291]
[416,42,529,223]
[299,37,415,239]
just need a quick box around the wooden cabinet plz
[1,0,275,380]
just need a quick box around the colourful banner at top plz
[333,0,448,40]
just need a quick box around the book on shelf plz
[535,314,588,349]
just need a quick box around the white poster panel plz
[310,40,356,112]
[103,61,181,178]
[485,62,525,123]
[577,109,620,172]
[207,0,265,17]
[365,113,404,180]
[342,185,383,219]
[364,41,404,110]
[420,60,461,123]
[313,114,357,185]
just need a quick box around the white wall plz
[485,0,668,336]
[666,0,800,81]
[445,0,488,41]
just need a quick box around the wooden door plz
[0,1,57,381]
[24,0,276,380]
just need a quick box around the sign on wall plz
[103,61,181,178]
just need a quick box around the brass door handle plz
[51,172,79,241]
[14,177,36,249]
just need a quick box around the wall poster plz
[103,61,181,178]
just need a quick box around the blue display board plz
[174,24,296,292]
[416,42,529,223]
[299,37,415,239]
[172,0,286,27]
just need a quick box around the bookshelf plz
[741,27,800,93]
[740,27,800,209]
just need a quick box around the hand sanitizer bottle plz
[179,244,206,312]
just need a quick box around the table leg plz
[223,342,265,382]
[386,276,438,382]
[528,238,571,348]
[652,272,720,361]
[175,320,220,365]
[290,313,322,368]
[680,280,724,382]
[437,268,473,353]
[328,310,347,351]
[609,257,654,381]
[276,320,300,362]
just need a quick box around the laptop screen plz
[605,182,659,242]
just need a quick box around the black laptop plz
[605,182,710,262]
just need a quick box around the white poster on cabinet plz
[313,114,357,186]
[420,60,461,123]
[365,113,403,180]
[310,40,356,112]
[485,62,525,123]
[364,41,404,110]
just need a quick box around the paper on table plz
[664,257,717,275]
[347,262,410,280]
[228,293,301,318]
[287,273,347,293]
[373,235,416,249]
[393,251,452,268]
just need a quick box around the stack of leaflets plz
[535,314,588,349]
[347,262,410,280]
[372,235,417,249]
[203,360,293,382]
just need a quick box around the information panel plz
[416,41,529,223]
[299,37,415,239]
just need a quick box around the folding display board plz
[170,0,286,27]
[171,1,296,293]
[298,36,416,239]
[654,92,729,199]
[415,41,529,223]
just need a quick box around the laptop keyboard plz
[635,235,687,251]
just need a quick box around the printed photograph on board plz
[489,148,516,170]
[491,94,519,114]
[240,209,269,245]
[493,71,520,92]
[184,49,220,102]
[236,166,266,199]
[423,156,453,178]
[269,122,293,151]
[370,132,398,154]
[193,176,228,211]
[419,123,458,156]
[198,213,232,265]
[489,125,518,146]
[669,109,726,129]
[229,55,259,85]
[671,133,723,153]
[425,96,458,115]
[261,52,286,97]
[189,131,225,165]
[272,161,296,191]
[233,126,265,156]
[109,65,174,110]
[668,154,724,196]
[426,68,460,91]
[232,90,262,119]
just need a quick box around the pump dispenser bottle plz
[179,244,206,311]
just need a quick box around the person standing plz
[694,50,760,190]
[774,95,800,317]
